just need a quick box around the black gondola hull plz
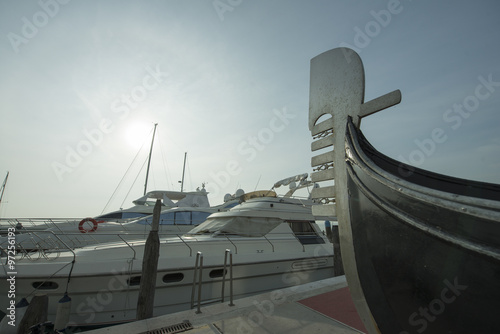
[345,119,500,334]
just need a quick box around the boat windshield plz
[135,211,211,226]
[187,216,282,237]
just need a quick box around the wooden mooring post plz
[136,198,161,320]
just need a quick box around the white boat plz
[0,186,212,233]
[0,190,334,329]
[95,186,213,221]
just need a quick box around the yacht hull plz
[1,237,333,328]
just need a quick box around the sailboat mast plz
[143,123,158,196]
[0,171,9,206]
[180,152,187,192]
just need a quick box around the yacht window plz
[159,212,175,225]
[135,211,211,226]
[288,221,325,245]
[209,269,227,278]
[32,281,59,290]
[188,216,282,237]
[97,212,122,219]
[127,276,141,286]
[174,211,191,225]
[122,212,148,219]
[136,212,175,225]
[136,217,149,225]
[163,273,184,283]
[191,211,211,225]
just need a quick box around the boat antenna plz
[254,175,261,191]
[180,152,187,192]
[144,123,158,196]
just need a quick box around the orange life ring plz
[78,218,99,233]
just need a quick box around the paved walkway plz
[86,276,366,334]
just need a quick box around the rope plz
[101,128,153,214]
[123,258,135,316]
[120,156,149,209]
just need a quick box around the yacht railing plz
[0,230,178,262]
[117,235,137,260]
[221,249,235,306]
[263,234,275,252]
[291,234,306,253]
[223,236,238,254]
[176,234,193,257]
[0,217,136,235]
[0,229,328,264]
[0,218,83,232]
[191,251,204,313]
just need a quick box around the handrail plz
[221,249,228,302]
[224,236,238,254]
[190,251,204,313]
[117,235,137,260]
[221,249,235,306]
[263,234,275,252]
[228,250,234,306]
[291,234,306,252]
[175,235,192,257]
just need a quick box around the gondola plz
[308,47,500,334]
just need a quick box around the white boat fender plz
[54,293,72,331]
[0,297,29,334]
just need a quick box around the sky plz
[0,0,499,218]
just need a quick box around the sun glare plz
[124,123,153,150]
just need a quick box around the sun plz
[124,122,154,149]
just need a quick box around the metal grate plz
[142,320,193,334]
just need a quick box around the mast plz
[0,171,9,214]
[180,152,187,192]
[143,123,158,196]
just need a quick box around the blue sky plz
[1,0,499,217]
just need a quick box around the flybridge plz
[132,188,210,208]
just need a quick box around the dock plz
[86,276,367,334]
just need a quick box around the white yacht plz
[0,188,240,251]
[95,187,212,221]
[0,187,212,233]
[2,207,213,252]
[0,190,334,329]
